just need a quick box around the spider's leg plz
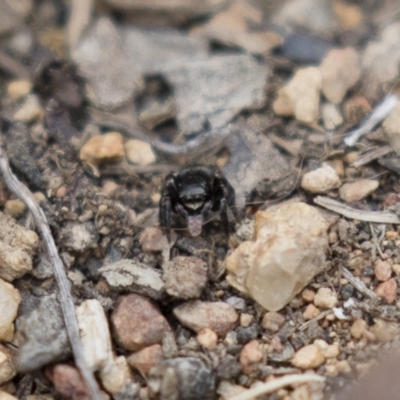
[160,195,172,242]
[220,197,230,237]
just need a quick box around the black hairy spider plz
[159,164,236,241]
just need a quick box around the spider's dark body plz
[159,164,236,241]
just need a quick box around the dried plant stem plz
[340,266,379,301]
[314,196,400,224]
[228,374,325,400]
[0,146,102,400]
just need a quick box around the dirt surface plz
[2,1,400,400]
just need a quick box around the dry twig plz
[228,374,325,400]
[340,266,380,301]
[0,145,102,400]
[351,145,393,168]
[314,196,400,224]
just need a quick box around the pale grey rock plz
[362,23,400,102]
[162,54,269,133]
[223,127,289,211]
[0,279,21,341]
[301,163,341,194]
[226,202,331,311]
[99,259,164,300]
[14,294,70,372]
[71,17,141,109]
[174,301,238,337]
[60,221,98,252]
[163,256,208,299]
[122,27,208,73]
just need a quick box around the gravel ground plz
[2,1,400,400]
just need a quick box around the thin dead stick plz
[314,196,400,224]
[340,266,380,301]
[352,145,393,168]
[228,374,325,400]
[299,310,332,331]
[369,223,385,259]
[0,146,102,400]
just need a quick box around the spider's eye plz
[181,195,205,210]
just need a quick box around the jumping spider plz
[159,164,236,241]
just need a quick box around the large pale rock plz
[273,67,321,123]
[226,202,331,311]
[0,279,21,341]
[0,211,38,281]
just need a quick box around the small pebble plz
[80,132,125,165]
[339,179,379,203]
[111,294,171,351]
[0,345,16,385]
[374,260,392,282]
[303,304,320,320]
[262,312,285,332]
[314,288,338,308]
[302,289,316,302]
[239,340,263,374]
[226,296,246,310]
[13,95,42,122]
[7,80,32,100]
[173,301,238,337]
[386,231,398,241]
[127,344,162,377]
[240,313,254,328]
[163,256,208,299]
[314,340,339,359]
[393,264,400,275]
[125,140,156,165]
[319,47,361,104]
[102,180,119,196]
[371,319,398,342]
[321,103,343,130]
[0,279,21,341]
[196,329,218,349]
[46,364,108,400]
[75,300,112,372]
[301,163,341,194]
[99,355,137,397]
[4,199,25,218]
[273,67,321,123]
[375,278,397,304]
[140,227,167,252]
[325,360,352,376]
[350,319,367,339]
[291,344,325,369]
